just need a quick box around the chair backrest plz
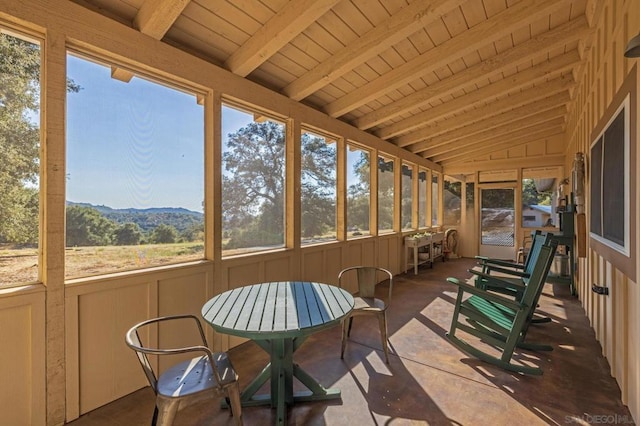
[523,231,554,275]
[338,266,393,301]
[520,240,558,314]
[125,314,209,394]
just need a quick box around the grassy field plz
[0,242,204,286]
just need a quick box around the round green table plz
[201,281,354,425]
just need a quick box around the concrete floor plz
[67,258,634,425]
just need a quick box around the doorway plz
[479,185,516,259]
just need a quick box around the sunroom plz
[0,0,638,424]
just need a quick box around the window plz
[377,155,394,234]
[66,53,205,278]
[521,167,560,228]
[347,144,370,238]
[0,30,41,287]
[221,103,286,255]
[401,162,413,230]
[590,96,628,253]
[587,68,636,281]
[418,169,427,228]
[301,129,337,245]
[443,177,461,226]
[432,173,440,226]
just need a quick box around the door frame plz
[477,182,520,260]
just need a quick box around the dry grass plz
[0,242,204,287]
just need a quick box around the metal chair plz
[125,314,242,426]
[338,266,393,364]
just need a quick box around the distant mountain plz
[66,202,204,232]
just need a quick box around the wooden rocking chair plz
[445,242,557,375]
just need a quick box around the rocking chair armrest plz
[475,264,529,278]
[467,269,527,291]
[476,257,525,270]
[446,277,523,310]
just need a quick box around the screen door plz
[479,186,516,259]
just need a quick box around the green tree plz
[377,158,394,230]
[181,222,204,242]
[222,121,286,248]
[66,205,116,246]
[301,133,336,238]
[0,34,41,244]
[347,151,371,232]
[114,222,143,245]
[151,223,178,244]
[0,33,80,245]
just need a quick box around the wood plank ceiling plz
[71,0,596,170]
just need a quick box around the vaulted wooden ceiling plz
[72,0,597,170]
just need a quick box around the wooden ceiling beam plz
[443,154,566,175]
[410,102,569,156]
[225,0,341,77]
[324,0,572,118]
[282,0,466,101]
[402,83,573,150]
[133,0,190,40]
[439,129,566,166]
[418,109,567,159]
[376,50,579,140]
[354,16,589,131]
[111,0,190,82]
[431,119,566,163]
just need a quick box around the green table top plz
[201,281,354,340]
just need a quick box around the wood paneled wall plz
[564,0,639,420]
[0,0,638,425]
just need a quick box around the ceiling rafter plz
[400,77,574,149]
[375,50,580,140]
[443,154,566,174]
[433,119,566,163]
[410,101,569,156]
[112,0,191,82]
[419,109,568,159]
[225,0,342,77]
[440,127,566,166]
[134,0,190,39]
[282,0,466,101]
[323,0,572,118]
[354,16,590,131]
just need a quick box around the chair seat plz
[157,352,236,398]
[352,296,386,312]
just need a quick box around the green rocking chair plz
[445,241,557,375]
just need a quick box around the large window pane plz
[347,144,370,238]
[418,169,427,228]
[444,176,462,226]
[378,155,394,234]
[401,162,413,230]
[222,104,285,255]
[66,54,204,278]
[0,31,41,286]
[301,130,336,245]
[432,173,440,226]
[522,168,560,228]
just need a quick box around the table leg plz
[236,336,343,425]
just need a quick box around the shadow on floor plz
[67,258,634,425]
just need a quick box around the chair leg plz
[378,312,389,364]
[151,405,159,426]
[156,399,179,426]
[226,382,243,426]
[347,316,353,337]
